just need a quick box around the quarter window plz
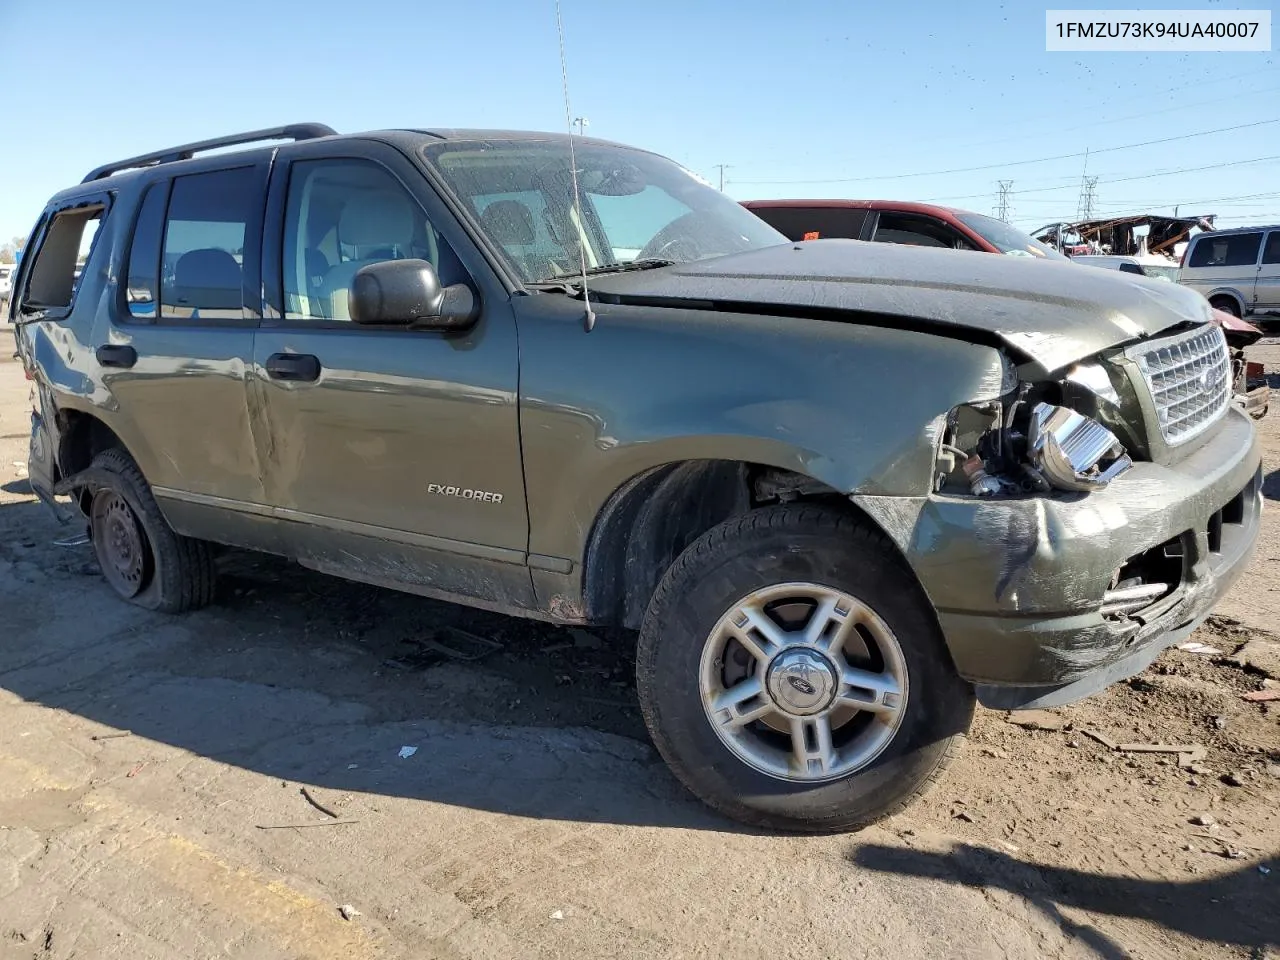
[1188,232,1263,269]
[282,158,453,321]
[17,205,104,317]
[161,167,256,320]
[1262,231,1280,265]
[125,183,167,319]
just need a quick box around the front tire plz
[87,449,216,613]
[637,504,974,833]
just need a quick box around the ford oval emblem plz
[787,676,817,696]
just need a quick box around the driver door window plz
[282,159,449,321]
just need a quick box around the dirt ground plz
[1,327,1277,960]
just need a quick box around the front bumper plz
[904,407,1262,709]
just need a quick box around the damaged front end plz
[919,320,1262,702]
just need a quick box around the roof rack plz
[81,123,338,183]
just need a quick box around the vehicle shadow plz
[1264,467,1280,503]
[5,495,930,834]
[850,842,1279,956]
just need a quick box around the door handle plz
[96,344,138,369]
[265,353,321,382]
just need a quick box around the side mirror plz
[348,259,478,330]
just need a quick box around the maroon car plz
[741,199,1066,260]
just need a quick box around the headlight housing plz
[1027,403,1132,491]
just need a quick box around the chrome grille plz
[1127,324,1231,446]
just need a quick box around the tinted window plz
[125,183,167,319]
[872,213,974,250]
[748,206,869,242]
[953,212,1066,260]
[282,158,456,321]
[591,186,692,262]
[1188,232,1263,269]
[161,167,256,320]
[1263,231,1280,265]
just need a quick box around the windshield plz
[954,212,1067,260]
[423,140,786,282]
[1141,264,1180,282]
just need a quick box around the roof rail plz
[81,123,338,183]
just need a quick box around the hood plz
[587,239,1214,376]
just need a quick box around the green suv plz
[10,124,1262,832]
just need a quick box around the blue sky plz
[1,0,1276,245]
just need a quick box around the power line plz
[922,154,1280,206]
[730,117,1280,185]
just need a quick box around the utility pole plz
[995,180,1014,223]
[572,117,589,136]
[712,164,733,191]
[1076,176,1099,221]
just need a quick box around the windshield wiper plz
[540,258,675,283]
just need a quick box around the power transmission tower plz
[713,164,733,191]
[1076,176,1099,221]
[572,117,589,136]
[995,180,1014,223]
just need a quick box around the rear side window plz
[1188,232,1262,269]
[18,205,104,317]
[1263,231,1280,265]
[161,167,256,320]
[749,206,868,242]
[124,182,168,319]
[872,213,974,250]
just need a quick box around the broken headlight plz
[938,381,1134,498]
[1027,403,1132,492]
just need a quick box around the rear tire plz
[87,449,216,613]
[637,504,974,833]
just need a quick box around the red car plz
[741,199,1066,260]
[743,199,1268,419]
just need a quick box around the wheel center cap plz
[766,648,838,716]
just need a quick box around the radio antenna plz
[555,0,596,332]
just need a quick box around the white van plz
[1178,225,1280,319]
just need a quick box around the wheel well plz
[56,411,126,511]
[1209,293,1243,316]
[583,461,870,630]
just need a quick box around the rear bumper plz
[900,408,1262,707]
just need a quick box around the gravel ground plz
[0,327,1277,960]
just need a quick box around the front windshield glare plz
[423,140,787,282]
[954,212,1067,261]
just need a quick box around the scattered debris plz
[300,786,340,819]
[979,746,1008,759]
[1261,865,1272,876]
[1191,814,1217,827]
[255,820,360,830]
[1005,710,1064,731]
[1221,772,1245,788]
[1211,715,1228,730]
[1241,689,1280,703]
[126,762,146,778]
[1066,739,1080,748]
[90,730,132,741]
[1080,728,1118,750]
[1178,747,1208,769]
[419,627,503,662]
[398,746,418,759]
[1177,641,1223,656]
[338,904,361,921]
[1226,639,1280,679]
[347,763,359,770]
[53,533,90,547]
[1115,742,1206,772]
[550,910,565,921]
